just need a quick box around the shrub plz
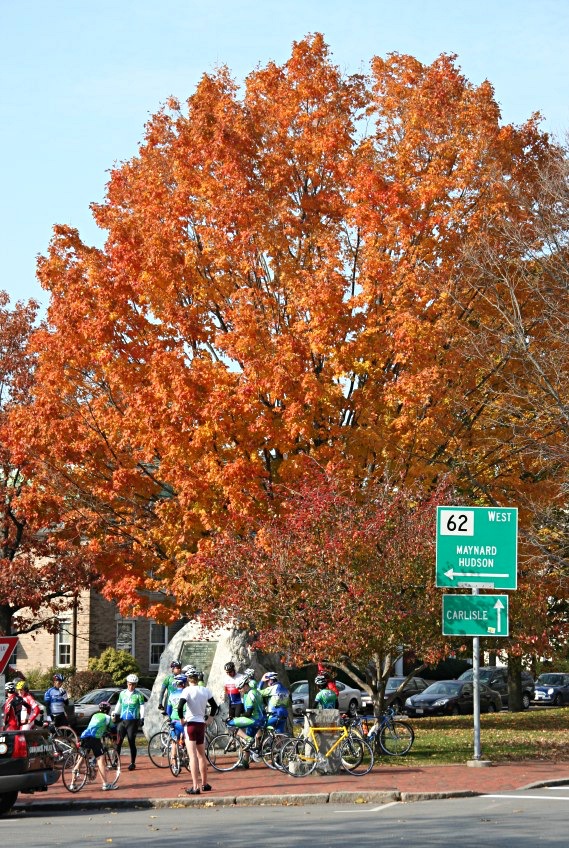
[66,670,114,700]
[88,648,140,685]
[15,666,76,690]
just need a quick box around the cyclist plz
[314,674,338,710]
[317,662,339,697]
[15,681,42,729]
[228,674,266,769]
[178,668,218,795]
[44,673,70,728]
[168,673,188,756]
[260,672,290,733]
[223,661,246,718]
[77,701,116,791]
[2,682,25,730]
[158,660,183,717]
[113,674,145,771]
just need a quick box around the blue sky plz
[2,0,568,309]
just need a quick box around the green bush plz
[66,670,114,699]
[88,648,140,685]
[15,666,76,690]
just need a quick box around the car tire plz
[486,703,497,713]
[391,698,402,713]
[450,706,460,716]
[347,699,358,714]
[0,791,18,816]
[553,694,562,707]
[521,693,531,710]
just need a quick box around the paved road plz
[5,786,569,846]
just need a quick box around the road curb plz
[14,788,489,813]
[519,778,569,791]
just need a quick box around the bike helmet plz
[244,667,255,677]
[238,674,252,689]
[15,680,27,691]
[4,682,15,694]
[126,674,139,684]
[265,672,278,681]
[315,674,328,686]
[53,673,64,682]
[98,701,111,714]
[174,674,187,685]
[182,665,197,676]
[186,668,200,679]
[170,660,182,669]
[224,661,236,673]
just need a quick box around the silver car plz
[290,680,362,716]
[73,687,151,729]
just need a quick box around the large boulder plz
[144,620,287,739]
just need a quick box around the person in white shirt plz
[177,669,218,795]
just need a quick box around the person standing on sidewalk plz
[113,674,145,771]
[178,669,218,795]
[223,661,246,718]
[44,674,70,728]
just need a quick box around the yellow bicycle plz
[279,709,374,776]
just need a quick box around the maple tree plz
[13,36,561,668]
[0,294,97,636]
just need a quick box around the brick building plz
[13,589,185,680]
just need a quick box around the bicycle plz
[168,732,190,777]
[148,729,171,768]
[206,720,291,772]
[61,733,120,792]
[43,721,79,767]
[364,708,415,756]
[279,709,374,777]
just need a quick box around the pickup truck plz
[0,727,59,815]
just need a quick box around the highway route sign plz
[442,594,509,637]
[436,506,518,590]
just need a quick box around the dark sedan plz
[532,673,569,706]
[405,679,502,717]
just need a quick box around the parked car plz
[361,677,430,714]
[458,666,535,709]
[290,680,362,716]
[405,679,502,717]
[73,687,151,730]
[532,673,569,706]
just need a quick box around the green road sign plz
[442,594,509,637]
[436,506,518,590]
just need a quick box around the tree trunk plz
[507,654,523,711]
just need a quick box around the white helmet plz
[126,674,139,684]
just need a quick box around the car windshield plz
[424,682,462,696]
[293,684,308,695]
[76,690,111,704]
[537,674,565,686]
[386,678,405,691]
[460,669,497,682]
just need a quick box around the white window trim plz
[56,617,72,667]
[116,619,136,655]
[149,622,169,669]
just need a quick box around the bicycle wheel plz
[55,725,79,745]
[341,736,374,775]
[148,731,170,768]
[206,732,243,772]
[262,732,290,770]
[279,737,318,777]
[160,718,172,745]
[104,746,121,787]
[52,736,75,767]
[169,741,181,776]
[62,750,88,792]
[378,720,415,756]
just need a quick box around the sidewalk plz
[15,756,569,812]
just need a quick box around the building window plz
[116,620,135,654]
[56,617,72,667]
[150,623,168,668]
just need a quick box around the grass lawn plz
[378,707,569,766]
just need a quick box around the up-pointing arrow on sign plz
[494,598,505,631]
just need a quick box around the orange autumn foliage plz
[11,36,559,646]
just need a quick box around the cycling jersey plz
[315,689,338,710]
[115,688,145,720]
[19,692,41,728]
[224,672,246,707]
[243,687,265,723]
[81,711,112,740]
[2,694,24,730]
[261,681,290,711]
[44,685,69,717]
